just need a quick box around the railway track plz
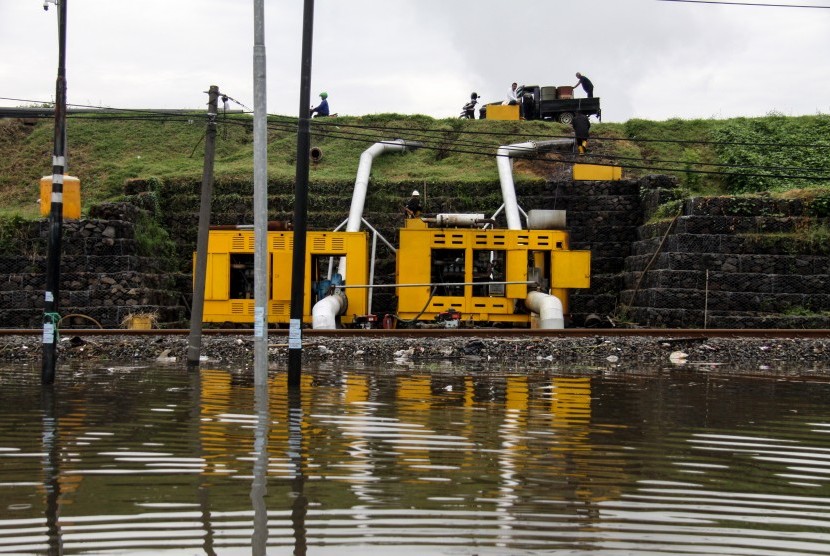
[0,328,828,339]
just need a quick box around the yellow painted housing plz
[40,175,81,219]
[572,163,622,181]
[396,227,590,326]
[485,104,521,121]
[197,229,369,325]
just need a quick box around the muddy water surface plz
[2,361,830,555]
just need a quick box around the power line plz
[5,97,829,180]
[60,112,830,180]
[657,0,830,8]
[6,95,830,151]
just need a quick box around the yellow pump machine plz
[197,228,369,326]
[396,216,590,327]
[195,138,592,329]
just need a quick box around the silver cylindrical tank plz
[434,213,486,227]
[527,209,567,230]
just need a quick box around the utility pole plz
[41,0,68,386]
[288,0,315,388]
[187,85,220,366]
[252,0,269,385]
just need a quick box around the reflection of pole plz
[41,388,63,555]
[288,0,315,388]
[250,382,270,555]
[288,388,307,555]
[41,0,68,385]
[187,85,220,366]
[191,371,216,556]
[252,0,269,384]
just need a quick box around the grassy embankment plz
[1,111,828,220]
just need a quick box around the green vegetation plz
[0,214,29,252]
[712,113,830,193]
[134,211,177,266]
[1,112,828,216]
[784,306,830,317]
[740,222,830,256]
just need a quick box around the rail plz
[0,328,828,339]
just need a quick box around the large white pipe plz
[312,292,346,330]
[315,140,421,329]
[345,139,422,233]
[525,291,564,330]
[496,139,574,230]
[339,139,422,280]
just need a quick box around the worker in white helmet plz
[404,189,422,218]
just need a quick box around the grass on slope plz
[1,111,828,218]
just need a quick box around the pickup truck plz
[480,85,601,124]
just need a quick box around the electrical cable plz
[657,0,830,8]
[6,96,829,180]
[7,95,829,151]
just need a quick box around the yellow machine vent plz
[272,236,288,251]
[230,302,247,315]
[473,233,507,247]
[534,234,551,247]
[312,236,328,251]
[331,237,345,251]
[432,232,466,246]
[231,236,247,251]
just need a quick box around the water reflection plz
[1,363,830,554]
[288,387,307,556]
[250,382,269,556]
[40,387,62,556]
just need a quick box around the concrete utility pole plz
[187,85,220,366]
[253,0,269,385]
[41,0,68,386]
[288,0,316,388]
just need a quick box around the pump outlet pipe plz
[338,139,422,279]
[313,139,422,329]
[496,139,573,230]
[525,290,565,329]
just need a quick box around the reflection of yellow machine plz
[397,219,590,326]
[197,228,368,325]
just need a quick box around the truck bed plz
[538,97,601,121]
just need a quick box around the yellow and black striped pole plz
[42,0,68,386]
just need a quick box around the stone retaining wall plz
[620,196,830,328]
[0,214,186,328]
[2,175,828,329]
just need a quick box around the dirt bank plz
[1,334,828,373]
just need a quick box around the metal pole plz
[288,0,315,388]
[186,86,219,366]
[41,0,68,386]
[704,269,709,329]
[253,0,269,385]
[368,232,378,315]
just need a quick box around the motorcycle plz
[459,92,479,119]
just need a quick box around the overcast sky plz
[1,0,829,123]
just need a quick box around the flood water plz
[2,359,830,555]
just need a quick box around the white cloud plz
[2,0,829,121]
